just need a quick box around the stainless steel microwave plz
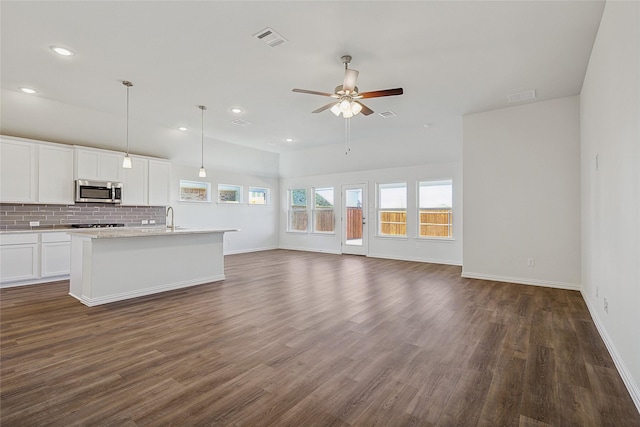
[75,180,123,204]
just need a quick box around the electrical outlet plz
[29,221,39,227]
[415,242,420,249]
[149,220,156,224]
[527,258,535,267]
[141,219,148,225]
[604,298,608,314]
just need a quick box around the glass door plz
[342,184,367,255]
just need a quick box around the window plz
[249,187,269,205]
[179,180,211,202]
[288,188,308,232]
[313,187,335,233]
[218,184,242,204]
[378,183,407,236]
[419,180,453,238]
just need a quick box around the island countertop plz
[66,227,238,239]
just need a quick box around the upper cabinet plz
[1,136,170,207]
[148,160,171,206]
[75,148,123,182]
[0,138,37,203]
[38,144,74,204]
[121,156,148,206]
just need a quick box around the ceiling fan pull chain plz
[345,117,351,155]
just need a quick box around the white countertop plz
[67,227,238,239]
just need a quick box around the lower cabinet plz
[0,232,70,287]
[0,234,39,284]
[41,233,71,278]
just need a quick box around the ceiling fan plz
[292,55,403,118]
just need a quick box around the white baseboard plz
[367,252,462,266]
[581,290,640,413]
[74,274,226,307]
[461,271,581,291]
[1,274,69,288]
[278,245,341,255]
[224,246,278,255]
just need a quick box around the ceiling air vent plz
[378,111,397,118]
[231,119,251,127]
[508,89,536,103]
[253,27,287,47]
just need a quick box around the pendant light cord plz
[126,84,129,155]
[201,106,204,168]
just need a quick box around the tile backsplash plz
[0,203,166,230]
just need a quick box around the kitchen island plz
[68,227,237,306]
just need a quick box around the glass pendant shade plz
[340,99,351,113]
[122,154,132,169]
[351,101,362,115]
[199,167,207,178]
[331,104,341,116]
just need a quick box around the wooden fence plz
[346,207,363,239]
[379,209,452,237]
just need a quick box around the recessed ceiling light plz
[230,107,243,114]
[178,127,188,131]
[285,138,293,143]
[19,87,37,94]
[50,46,74,56]
[423,123,432,128]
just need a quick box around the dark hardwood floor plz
[1,250,638,426]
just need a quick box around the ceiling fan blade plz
[343,69,359,92]
[359,88,404,98]
[292,88,334,97]
[355,101,374,116]
[312,102,338,113]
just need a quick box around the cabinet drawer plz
[0,233,38,245]
[41,232,71,243]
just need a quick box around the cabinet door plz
[0,244,39,284]
[122,157,148,205]
[76,149,123,182]
[98,153,123,181]
[148,160,171,206]
[0,139,37,203]
[38,145,74,204]
[75,150,100,180]
[41,242,71,278]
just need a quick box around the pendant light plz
[198,105,207,177]
[122,81,133,169]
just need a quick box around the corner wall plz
[580,0,640,409]
[462,96,581,289]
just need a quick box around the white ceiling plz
[1,1,605,164]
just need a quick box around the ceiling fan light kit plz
[292,54,403,119]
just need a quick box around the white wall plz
[169,163,279,254]
[580,0,640,409]
[462,96,581,289]
[279,115,462,179]
[279,162,462,265]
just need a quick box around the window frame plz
[312,187,335,234]
[288,188,308,233]
[248,186,270,205]
[417,179,453,239]
[377,182,407,237]
[179,180,211,203]
[217,184,243,204]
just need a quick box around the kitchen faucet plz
[166,206,175,230]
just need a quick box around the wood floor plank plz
[1,249,638,426]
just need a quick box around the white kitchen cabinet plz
[41,232,71,278]
[121,156,148,205]
[0,138,37,203]
[38,144,74,204]
[75,148,123,182]
[148,159,171,206]
[0,233,39,284]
